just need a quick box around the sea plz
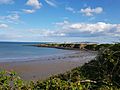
[0,42,71,62]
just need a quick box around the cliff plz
[32,43,112,51]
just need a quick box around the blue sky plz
[0,0,120,43]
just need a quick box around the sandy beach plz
[0,50,97,81]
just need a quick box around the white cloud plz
[55,20,69,26]
[0,0,14,4]
[0,13,20,21]
[23,9,35,14]
[69,22,114,33]
[24,0,42,14]
[65,7,76,13]
[26,0,42,9]
[81,7,103,16]
[0,24,8,28]
[45,0,56,7]
[6,14,20,21]
[0,13,22,24]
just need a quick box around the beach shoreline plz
[0,50,97,81]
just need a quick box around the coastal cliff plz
[32,43,111,51]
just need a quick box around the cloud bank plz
[30,21,120,37]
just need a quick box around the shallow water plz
[0,42,72,62]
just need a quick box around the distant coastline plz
[31,43,95,50]
[31,43,111,51]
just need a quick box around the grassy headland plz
[0,43,120,90]
[32,43,112,51]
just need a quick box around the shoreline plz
[0,49,78,63]
[0,50,97,81]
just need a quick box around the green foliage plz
[81,43,120,89]
[84,44,97,50]
[84,44,112,51]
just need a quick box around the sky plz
[0,0,120,43]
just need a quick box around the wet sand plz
[0,50,97,81]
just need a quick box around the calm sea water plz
[0,42,70,62]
